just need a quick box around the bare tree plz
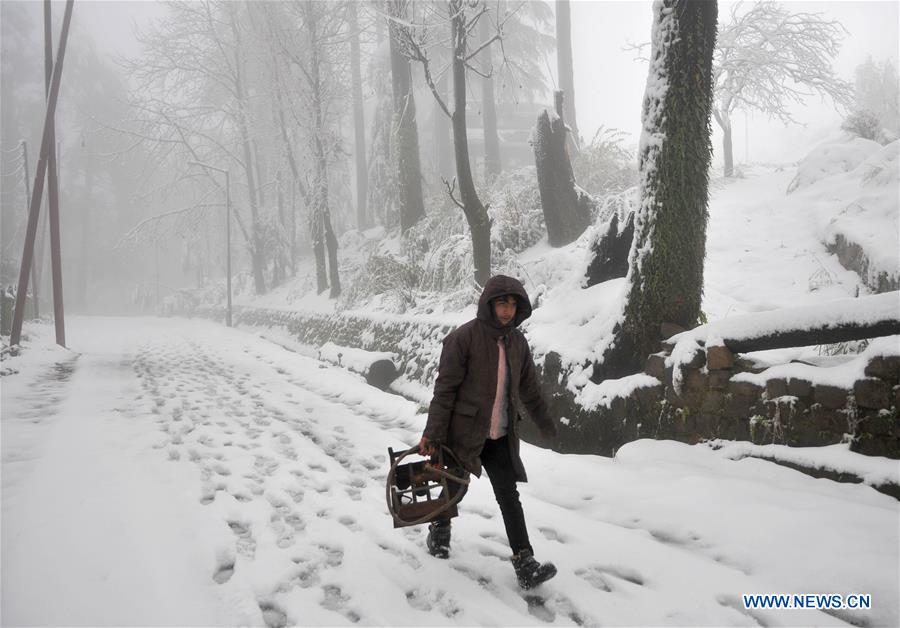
[714,1,852,176]
[392,0,506,287]
[119,1,272,294]
[267,0,348,298]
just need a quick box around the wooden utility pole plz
[44,0,66,346]
[10,0,74,347]
[20,142,39,318]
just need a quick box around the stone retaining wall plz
[196,304,454,396]
[642,346,900,458]
[186,304,899,460]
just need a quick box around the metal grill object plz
[386,445,470,528]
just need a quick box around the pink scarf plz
[489,338,508,439]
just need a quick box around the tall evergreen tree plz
[555,0,579,146]
[387,0,425,234]
[347,2,369,230]
[596,0,718,380]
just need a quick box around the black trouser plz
[481,435,532,554]
[437,435,532,555]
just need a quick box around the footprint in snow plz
[320,585,360,623]
[376,542,422,570]
[227,520,256,558]
[575,566,612,592]
[213,559,235,584]
[258,601,288,628]
[716,594,767,627]
[318,543,344,567]
[270,517,296,548]
[538,527,568,543]
[583,564,644,587]
[524,594,556,623]
[405,588,460,618]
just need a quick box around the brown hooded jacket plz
[423,275,557,481]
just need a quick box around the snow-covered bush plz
[593,186,639,225]
[340,251,421,313]
[786,137,882,193]
[486,166,546,254]
[572,127,637,198]
[841,109,890,144]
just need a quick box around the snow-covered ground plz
[3,139,899,626]
[2,318,898,627]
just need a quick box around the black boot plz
[511,549,557,589]
[426,521,451,559]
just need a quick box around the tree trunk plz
[722,115,734,177]
[270,55,310,277]
[595,0,718,381]
[348,2,368,230]
[480,15,501,183]
[324,212,341,297]
[449,0,491,287]
[229,7,266,294]
[433,72,453,192]
[555,0,579,147]
[533,92,589,246]
[79,145,92,310]
[308,5,338,296]
[366,7,397,225]
[388,0,425,233]
[273,169,285,286]
[311,211,328,294]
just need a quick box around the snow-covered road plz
[2,317,897,627]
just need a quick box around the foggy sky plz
[24,0,900,168]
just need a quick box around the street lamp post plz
[188,161,232,327]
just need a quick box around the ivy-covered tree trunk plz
[594,0,718,381]
[533,91,590,246]
[388,0,425,233]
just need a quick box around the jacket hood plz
[476,275,533,330]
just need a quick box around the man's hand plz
[418,436,438,456]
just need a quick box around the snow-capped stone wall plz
[181,303,898,467]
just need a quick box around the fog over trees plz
[1,0,896,352]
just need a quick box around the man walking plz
[419,275,558,589]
